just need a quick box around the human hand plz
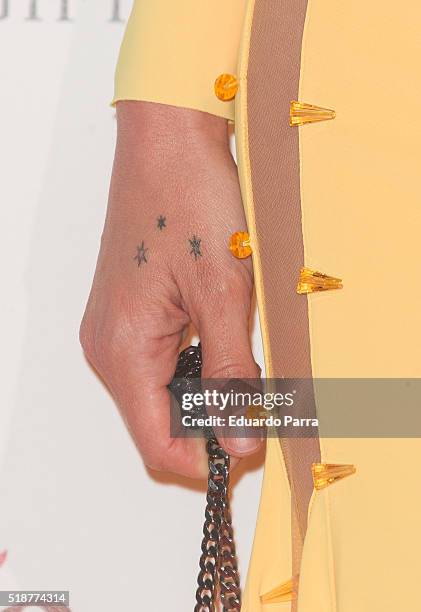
[80,101,262,479]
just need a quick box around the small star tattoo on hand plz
[134,241,148,266]
[157,215,166,230]
[189,235,202,261]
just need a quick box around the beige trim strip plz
[235,0,273,377]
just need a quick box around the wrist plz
[116,100,229,156]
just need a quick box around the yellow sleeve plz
[112,0,246,121]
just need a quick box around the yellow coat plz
[113,2,421,610]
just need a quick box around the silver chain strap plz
[194,437,241,612]
[169,345,242,612]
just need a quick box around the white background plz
[0,2,264,610]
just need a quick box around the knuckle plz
[79,309,103,366]
[100,312,147,363]
[80,303,150,370]
[142,443,170,473]
[80,270,187,384]
[79,291,178,374]
[79,316,93,357]
[143,455,166,473]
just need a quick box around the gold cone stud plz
[261,576,298,604]
[229,231,252,259]
[215,74,239,101]
[297,267,343,295]
[246,405,266,419]
[290,100,336,127]
[312,463,356,490]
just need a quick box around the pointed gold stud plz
[290,100,336,127]
[261,576,298,604]
[229,231,252,259]
[246,405,266,419]
[312,463,356,490]
[297,267,343,295]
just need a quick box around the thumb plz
[198,298,263,458]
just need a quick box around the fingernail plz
[223,436,262,456]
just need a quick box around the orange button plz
[214,74,239,101]
[229,231,252,259]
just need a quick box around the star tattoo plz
[157,215,166,230]
[189,235,202,261]
[134,241,148,266]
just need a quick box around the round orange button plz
[229,232,252,259]
[214,74,239,101]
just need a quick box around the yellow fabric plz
[239,1,421,610]
[299,2,421,609]
[242,438,292,611]
[112,0,247,120]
